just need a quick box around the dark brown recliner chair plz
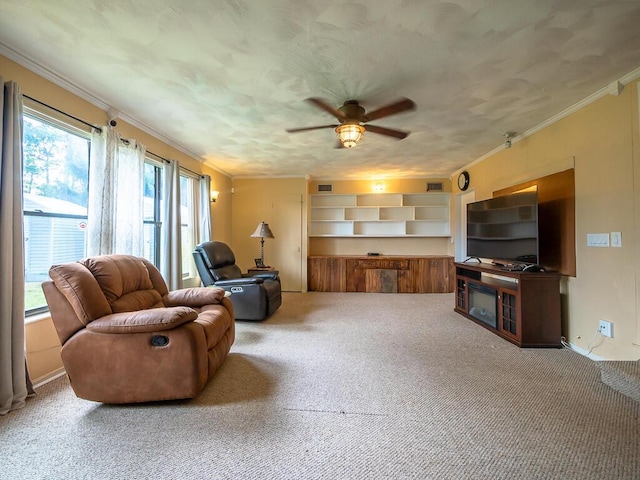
[42,254,235,404]
[193,241,282,321]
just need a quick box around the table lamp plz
[250,221,274,267]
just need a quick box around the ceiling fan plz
[286,97,416,148]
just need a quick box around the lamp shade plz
[251,222,274,239]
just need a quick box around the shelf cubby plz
[406,221,450,236]
[414,206,449,221]
[310,207,344,221]
[403,193,449,207]
[356,193,402,207]
[379,207,413,221]
[354,221,405,236]
[345,207,378,221]
[309,221,353,236]
[310,194,355,207]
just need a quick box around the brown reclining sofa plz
[42,254,235,403]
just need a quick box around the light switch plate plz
[586,233,610,247]
[611,232,622,248]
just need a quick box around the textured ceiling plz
[1,1,640,179]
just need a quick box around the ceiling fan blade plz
[306,98,347,121]
[286,124,338,133]
[365,124,410,139]
[364,98,416,122]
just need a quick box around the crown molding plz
[114,110,231,177]
[0,42,112,111]
[201,160,233,177]
[451,65,640,181]
[519,66,640,142]
[232,174,308,180]
[0,42,232,178]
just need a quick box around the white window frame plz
[22,107,91,317]
[179,170,201,281]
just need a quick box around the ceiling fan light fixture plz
[336,124,365,148]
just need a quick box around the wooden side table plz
[247,266,275,275]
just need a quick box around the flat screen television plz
[466,191,539,266]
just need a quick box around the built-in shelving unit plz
[309,193,450,237]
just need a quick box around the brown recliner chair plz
[42,254,235,404]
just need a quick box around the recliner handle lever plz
[151,335,169,347]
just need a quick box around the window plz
[22,113,206,311]
[180,173,197,278]
[23,113,90,315]
[145,167,206,282]
[143,160,163,267]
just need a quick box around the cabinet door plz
[308,257,346,292]
[455,277,467,311]
[413,257,454,293]
[498,288,520,341]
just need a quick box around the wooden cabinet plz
[309,193,450,237]
[307,257,347,292]
[454,262,561,347]
[308,256,455,293]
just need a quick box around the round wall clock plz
[458,171,470,191]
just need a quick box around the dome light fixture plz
[336,124,365,148]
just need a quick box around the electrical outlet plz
[599,319,614,338]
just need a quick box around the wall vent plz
[317,184,333,192]
[426,182,444,192]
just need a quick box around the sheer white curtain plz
[87,126,145,256]
[0,78,32,415]
[161,159,182,290]
[198,174,212,243]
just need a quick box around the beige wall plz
[309,237,452,256]
[1,54,233,382]
[231,177,307,291]
[454,81,640,361]
[25,315,64,382]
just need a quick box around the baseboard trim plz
[32,368,66,389]
[564,342,604,361]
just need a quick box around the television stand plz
[454,262,562,347]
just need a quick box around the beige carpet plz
[2,292,638,479]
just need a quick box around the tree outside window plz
[23,115,90,314]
